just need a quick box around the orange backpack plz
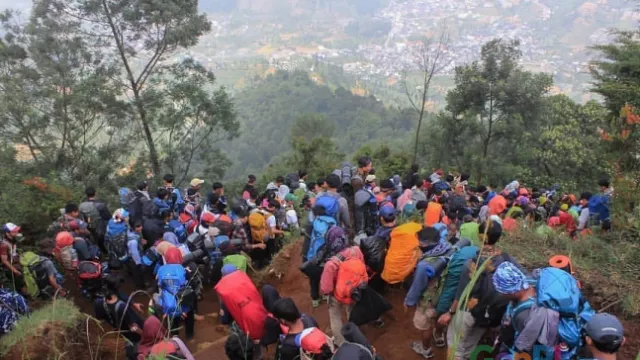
[381,222,422,284]
[333,247,368,305]
[248,210,271,243]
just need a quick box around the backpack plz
[315,195,339,220]
[79,201,103,232]
[157,264,189,318]
[20,252,49,298]
[285,173,300,191]
[77,261,103,297]
[167,219,187,243]
[306,216,337,261]
[107,231,128,269]
[102,298,127,328]
[248,210,271,243]
[223,254,248,273]
[47,216,73,236]
[119,188,136,210]
[508,268,594,360]
[333,248,368,305]
[213,215,234,237]
[468,254,510,328]
[56,245,79,271]
[588,195,610,224]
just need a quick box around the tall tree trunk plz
[413,71,429,164]
[101,0,161,175]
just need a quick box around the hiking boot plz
[312,299,321,308]
[411,341,434,359]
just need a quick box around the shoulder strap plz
[510,298,535,327]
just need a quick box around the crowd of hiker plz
[0,162,629,360]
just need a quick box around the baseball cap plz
[365,174,377,183]
[190,178,205,187]
[3,223,21,233]
[585,313,624,344]
[379,205,396,221]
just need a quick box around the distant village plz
[179,0,640,101]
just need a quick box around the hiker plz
[284,193,300,230]
[225,327,256,360]
[243,174,257,196]
[34,238,67,298]
[492,262,559,358]
[267,175,285,192]
[127,221,147,289]
[185,177,205,206]
[79,186,111,252]
[583,313,625,360]
[129,180,154,226]
[266,199,285,257]
[444,219,521,360]
[320,241,366,345]
[317,177,328,192]
[154,247,197,340]
[153,188,171,217]
[137,316,196,360]
[58,202,101,261]
[163,173,184,215]
[314,174,351,235]
[296,327,335,360]
[0,223,26,294]
[179,204,199,235]
[93,274,144,357]
[356,156,373,178]
[272,297,320,360]
[0,287,29,335]
[230,207,265,254]
[577,192,592,232]
[216,264,268,357]
[406,228,479,359]
[459,215,480,246]
[332,322,380,360]
[353,176,378,238]
[106,208,130,268]
[424,196,446,227]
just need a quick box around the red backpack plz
[333,248,368,305]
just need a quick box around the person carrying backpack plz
[320,243,367,346]
[582,313,626,360]
[1,223,26,295]
[443,219,522,360]
[272,297,320,360]
[106,209,130,269]
[163,173,184,216]
[22,238,67,299]
[79,187,111,253]
[314,174,351,235]
[127,221,147,290]
[154,247,196,340]
[129,180,155,227]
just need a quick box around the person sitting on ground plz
[459,215,480,246]
[272,297,319,360]
[36,238,67,298]
[0,223,26,295]
[493,262,559,358]
[137,316,195,360]
[577,192,592,233]
[94,274,144,356]
[582,313,625,360]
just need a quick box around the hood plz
[136,190,150,200]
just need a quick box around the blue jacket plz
[153,197,171,215]
[405,242,452,306]
[106,219,128,239]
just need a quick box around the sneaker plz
[411,341,434,359]
[312,299,321,308]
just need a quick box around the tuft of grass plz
[0,298,81,357]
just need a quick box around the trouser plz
[446,311,488,360]
[305,263,323,301]
[328,296,353,346]
[369,272,386,295]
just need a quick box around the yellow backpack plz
[248,210,271,243]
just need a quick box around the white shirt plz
[286,209,299,228]
[266,215,277,238]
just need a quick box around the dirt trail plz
[193,241,446,360]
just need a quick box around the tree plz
[143,58,238,184]
[286,114,343,179]
[402,32,450,164]
[72,0,212,175]
[0,5,127,183]
[444,39,552,183]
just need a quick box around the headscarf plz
[493,261,529,295]
[163,232,179,246]
[164,247,183,264]
[137,316,166,360]
[397,189,413,213]
[325,226,348,258]
[112,208,129,222]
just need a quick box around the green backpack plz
[20,252,46,298]
[223,254,248,273]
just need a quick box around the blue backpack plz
[306,215,337,261]
[156,264,188,318]
[166,219,187,243]
[508,267,594,360]
[315,195,339,219]
[119,188,136,210]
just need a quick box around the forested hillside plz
[224,71,416,178]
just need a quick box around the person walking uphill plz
[0,223,26,295]
[320,242,367,346]
[316,174,351,235]
[79,186,111,253]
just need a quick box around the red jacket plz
[320,246,365,296]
